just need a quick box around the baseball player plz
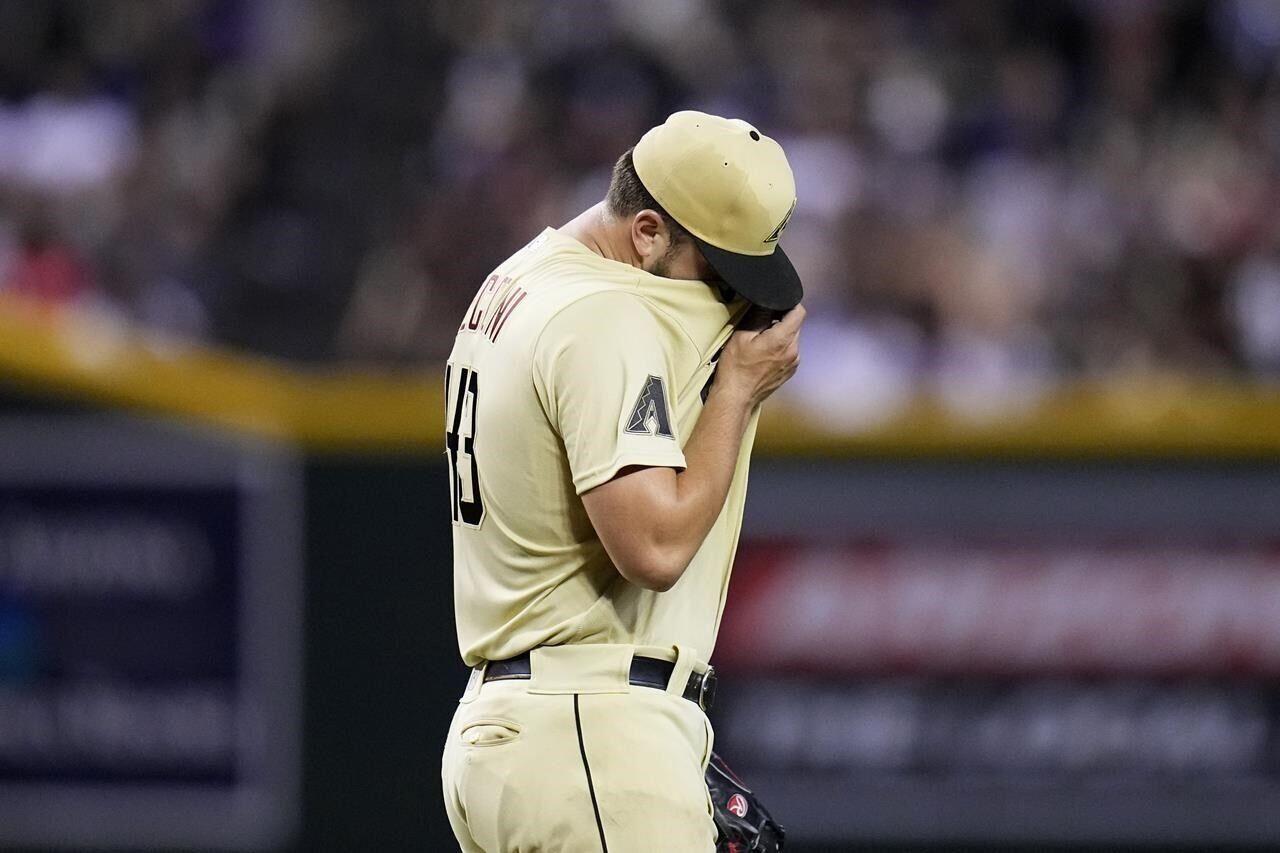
[441,110,803,852]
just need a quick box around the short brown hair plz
[605,148,689,244]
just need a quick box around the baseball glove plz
[706,750,785,852]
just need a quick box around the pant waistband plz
[481,649,717,711]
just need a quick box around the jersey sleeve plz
[534,290,686,495]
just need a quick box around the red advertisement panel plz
[718,542,1280,676]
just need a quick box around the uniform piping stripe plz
[573,694,609,852]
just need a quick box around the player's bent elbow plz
[616,546,688,592]
[623,568,680,592]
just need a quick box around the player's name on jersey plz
[459,273,527,343]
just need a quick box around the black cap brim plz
[692,236,803,312]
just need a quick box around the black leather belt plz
[482,651,718,711]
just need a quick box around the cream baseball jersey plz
[446,227,757,668]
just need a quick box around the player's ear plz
[630,209,666,264]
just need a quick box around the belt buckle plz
[697,665,717,712]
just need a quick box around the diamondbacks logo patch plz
[624,375,674,439]
[727,793,749,818]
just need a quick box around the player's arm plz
[581,305,804,591]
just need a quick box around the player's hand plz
[714,303,805,408]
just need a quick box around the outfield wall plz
[1,304,1277,851]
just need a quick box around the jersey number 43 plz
[445,363,485,527]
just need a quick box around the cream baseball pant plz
[441,644,718,852]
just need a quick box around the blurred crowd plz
[1,0,1279,423]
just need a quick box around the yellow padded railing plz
[2,300,1279,457]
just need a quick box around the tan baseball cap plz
[633,110,802,311]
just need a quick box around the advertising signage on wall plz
[719,543,1280,676]
[0,419,302,850]
[714,541,1280,845]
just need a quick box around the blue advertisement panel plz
[0,419,301,850]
